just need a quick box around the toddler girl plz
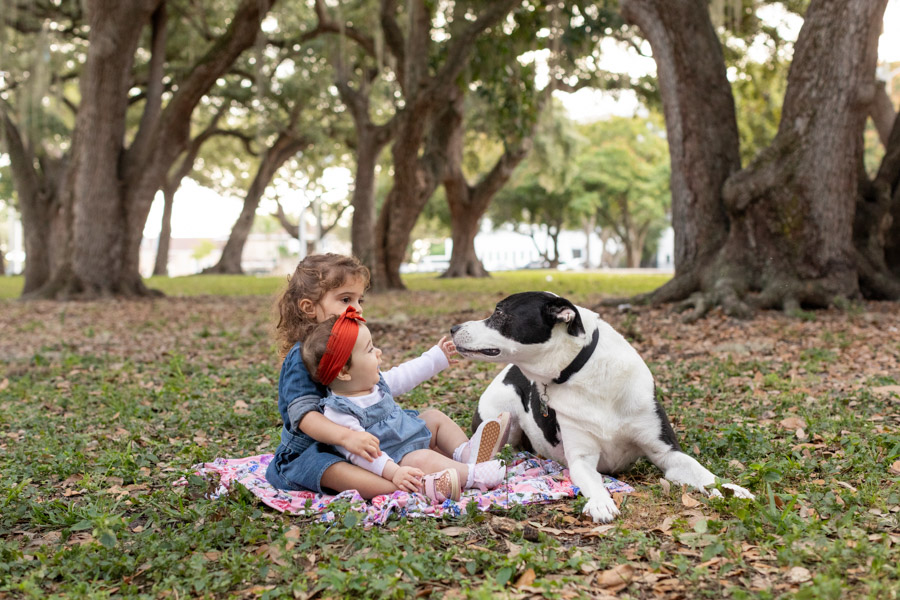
[265,253,508,501]
[302,306,510,503]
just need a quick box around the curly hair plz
[275,253,370,359]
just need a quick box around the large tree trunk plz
[621,0,892,318]
[350,128,386,274]
[441,83,536,279]
[371,0,519,290]
[1,111,68,294]
[620,0,740,303]
[47,0,162,298]
[374,113,442,289]
[854,109,900,282]
[153,186,175,277]
[204,134,307,274]
[34,0,275,298]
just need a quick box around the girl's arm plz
[299,411,381,462]
[382,345,450,396]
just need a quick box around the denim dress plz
[320,375,432,465]
[265,341,346,494]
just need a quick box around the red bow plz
[316,306,366,385]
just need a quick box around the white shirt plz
[323,345,449,475]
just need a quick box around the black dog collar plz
[538,328,600,417]
[553,327,600,385]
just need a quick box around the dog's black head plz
[486,292,585,343]
[451,292,585,360]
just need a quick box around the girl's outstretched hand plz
[392,466,424,493]
[342,431,381,462]
[437,336,458,365]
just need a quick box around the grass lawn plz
[1,271,899,599]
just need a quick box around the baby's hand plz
[437,336,458,365]
[343,431,381,462]
[392,466,424,493]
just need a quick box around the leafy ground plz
[1,272,899,599]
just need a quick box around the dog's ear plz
[544,298,585,337]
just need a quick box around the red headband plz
[316,306,367,385]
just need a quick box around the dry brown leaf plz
[681,493,701,508]
[659,477,671,494]
[786,566,812,583]
[203,551,221,561]
[779,416,807,430]
[596,564,635,588]
[440,526,468,537]
[514,568,536,588]
[872,385,900,396]
[890,460,900,475]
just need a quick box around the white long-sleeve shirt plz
[322,346,449,476]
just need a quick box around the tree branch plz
[124,2,168,174]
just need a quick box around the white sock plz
[465,464,474,488]
[453,442,467,463]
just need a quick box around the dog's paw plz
[707,483,755,500]
[582,495,620,523]
[722,483,755,500]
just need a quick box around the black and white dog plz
[450,291,754,523]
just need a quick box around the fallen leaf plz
[440,526,468,537]
[779,416,807,430]
[514,568,536,588]
[659,478,671,494]
[872,385,900,396]
[786,566,812,583]
[890,461,900,476]
[682,493,701,508]
[596,564,635,587]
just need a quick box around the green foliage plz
[2,281,899,597]
[573,114,671,266]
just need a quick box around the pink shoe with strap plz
[421,468,461,504]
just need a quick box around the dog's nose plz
[450,325,460,335]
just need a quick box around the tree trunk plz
[34,0,275,298]
[440,82,535,279]
[42,0,162,298]
[441,91,489,279]
[716,0,890,313]
[866,110,900,282]
[204,134,307,274]
[153,186,175,276]
[621,0,893,318]
[620,0,740,302]
[583,215,595,269]
[371,0,520,290]
[350,126,390,274]
[374,116,440,290]
[1,111,67,294]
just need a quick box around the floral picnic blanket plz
[183,452,633,527]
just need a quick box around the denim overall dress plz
[265,342,346,494]
[320,376,432,465]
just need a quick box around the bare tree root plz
[855,248,900,300]
[23,272,163,300]
[596,272,698,310]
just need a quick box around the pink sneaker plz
[456,412,511,464]
[421,469,461,504]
